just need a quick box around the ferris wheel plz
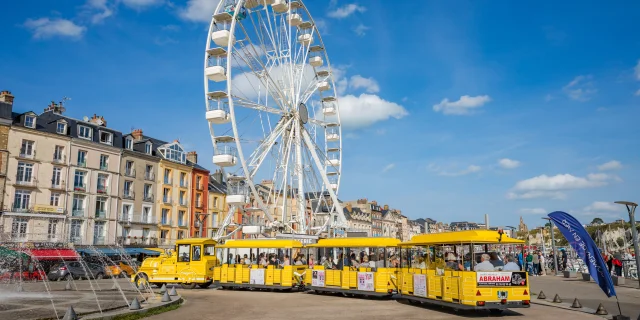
[204,0,347,239]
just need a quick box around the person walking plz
[532,251,540,276]
[517,251,524,271]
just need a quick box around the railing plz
[163,177,172,185]
[0,232,68,244]
[143,194,154,202]
[196,183,204,191]
[179,199,188,206]
[163,196,172,204]
[124,168,136,177]
[123,191,135,199]
[72,209,85,217]
[180,181,188,188]
[145,172,155,181]
[195,201,203,209]
[51,180,66,189]
[117,236,158,247]
[178,219,185,227]
[97,186,108,194]
[15,179,37,187]
[160,219,172,226]
[93,236,106,245]
[159,238,174,246]
[52,155,66,164]
[11,203,32,213]
[95,210,107,219]
[99,164,108,171]
[120,214,157,225]
[78,161,87,168]
[18,150,36,160]
[74,184,87,192]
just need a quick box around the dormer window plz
[24,115,36,128]
[158,142,186,164]
[99,131,113,145]
[78,125,92,140]
[145,142,152,155]
[125,137,133,150]
[56,122,67,134]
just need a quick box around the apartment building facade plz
[117,129,159,247]
[208,170,226,238]
[0,91,12,214]
[188,152,209,238]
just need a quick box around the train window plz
[192,245,202,261]
[178,244,190,262]
[204,245,215,256]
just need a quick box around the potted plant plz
[581,272,591,281]
[612,275,625,286]
[563,270,577,278]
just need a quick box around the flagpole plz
[615,295,623,316]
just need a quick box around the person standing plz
[561,249,568,271]
[532,251,540,276]
[517,251,524,270]
[526,251,534,276]
[613,251,623,277]
[539,252,546,275]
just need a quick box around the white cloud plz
[327,4,366,18]
[432,95,491,115]
[348,75,379,93]
[583,201,621,213]
[84,0,114,24]
[519,208,547,215]
[507,173,620,199]
[353,24,369,36]
[24,18,86,39]
[121,0,163,9]
[179,0,220,22]
[635,59,640,80]
[429,164,481,177]
[563,75,596,101]
[315,19,327,32]
[498,158,520,169]
[338,93,407,128]
[635,89,640,96]
[597,160,622,171]
[382,163,395,173]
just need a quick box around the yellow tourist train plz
[132,230,530,313]
[396,230,530,313]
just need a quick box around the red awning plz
[23,249,79,260]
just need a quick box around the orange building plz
[189,154,209,237]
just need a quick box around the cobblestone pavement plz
[530,275,640,319]
[148,288,602,320]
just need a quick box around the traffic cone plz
[160,283,167,293]
[168,286,177,296]
[595,303,608,315]
[552,294,562,303]
[537,291,546,299]
[571,298,582,308]
[129,297,142,310]
[161,291,171,302]
[62,306,78,320]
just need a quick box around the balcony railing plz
[72,209,85,217]
[195,201,203,209]
[100,164,108,171]
[145,172,155,181]
[18,150,36,160]
[160,219,172,226]
[179,199,188,207]
[0,232,68,244]
[180,181,188,188]
[124,168,136,177]
[78,161,87,168]
[163,196,172,204]
[52,155,66,164]
[97,186,108,194]
[15,179,37,187]
[123,191,135,199]
[159,238,174,246]
[95,210,107,219]
[163,177,172,185]
[143,194,154,202]
[93,236,106,245]
[74,184,87,192]
[120,214,157,225]
[196,183,204,191]
[11,203,31,213]
[51,180,66,190]
[117,236,158,247]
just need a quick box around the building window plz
[211,213,218,227]
[70,220,82,243]
[178,211,185,226]
[124,180,133,197]
[213,197,218,208]
[145,143,152,154]
[158,142,186,164]
[144,184,152,199]
[13,190,31,211]
[196,176,202,189]
[99,131,113,145]
[56,122,66,134]
[143,228,150,240]
[179,191,186,205]
[16,162,34,183]
[97,173,108,193]
[77,150,87,166]
[161,209,169,225]
[47,219,58,239]
[78,125,92,139]
[160,229,168,240]
[94,221,106,245]
[122,204,132,220]
[125,137,133,149]
[178,230,184,239]
[24,115,36,128]
[20,140,35,157]
[196,193,202,207]
[180,172,187,187]
[99,154,109,170]
[164,169,171,184]
[52,167,62,187]
[125,161,134,176]
[54,145,65,162]
[74,170,87,190]
[50,192,61,206]
[72,194,85,216]
[142,206,151,223]
[163,188,170,203]
[11,217,28,238]
[145,165,153,179]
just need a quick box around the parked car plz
[48,262,105,281]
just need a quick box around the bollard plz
[571,298,582,308]
[595,303,608,315]
[161,291,171,302]
[552,294,562,303]
[160,283,167,293]
[129,297,142,310]
[65,281,73,291]
[62,306,78,320]
[537,291,546,299]
[168,286,177,296]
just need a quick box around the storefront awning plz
[123,248,161,256]
[75,247,122,256]
[23,248,79,260]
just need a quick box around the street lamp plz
[542,217,559,276]
[195,213,209,238]
[615,201,639,288]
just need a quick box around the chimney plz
[89,114,107,126]
[131,129,143,141]
[371,200,377,205]
[212,169,224,184]
[345,203,352,212]
[0,91,15,105]
[384,204,389,210]
[187,151,198,164]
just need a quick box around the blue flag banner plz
[548,211,616,297]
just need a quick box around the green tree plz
[591,217,604,225]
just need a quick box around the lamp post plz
[505,226,517,255]
[542,217,559,276]
[195,213,209,238]
[615,201,639,288]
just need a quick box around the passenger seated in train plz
[489,252,505,270]
[474,254,495,271]
[445,253,463,271]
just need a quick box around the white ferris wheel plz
[204,0,348,239]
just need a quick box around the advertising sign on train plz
[312,270,325,287]
[476,272,527,287]
[413,274,427,297]
[357,272,375,291]
[250,268,265,285]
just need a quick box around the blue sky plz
[2,0,640,229]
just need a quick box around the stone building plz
[0,91,14,218]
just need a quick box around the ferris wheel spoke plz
[247,117,293,178]
[232,96,285,115]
